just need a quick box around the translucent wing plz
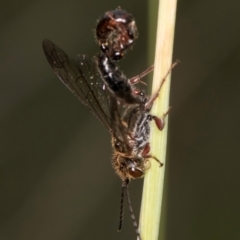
[42,39,111,131]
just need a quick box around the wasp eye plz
[128,167,144,179]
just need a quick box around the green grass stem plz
[139,1,178,239]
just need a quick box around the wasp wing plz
[109,96,133,154]
[42,39,111,131]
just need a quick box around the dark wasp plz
[42,8,178,240]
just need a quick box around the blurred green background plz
[1,0,240,239]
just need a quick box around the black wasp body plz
[42,8,175,240]
[97,52,145,105]
[96,8,146,106]
[42,39,161,182]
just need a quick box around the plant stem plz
[139,0,178,240]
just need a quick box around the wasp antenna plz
[125,179,142,240]
[118,180,126,231]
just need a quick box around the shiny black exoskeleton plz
[96,53,145,105]
[96,8,138,60]
[96,9,154,107]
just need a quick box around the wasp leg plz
[151,107,172,131]
[145,154,163,167]
[128,65,154,85]
[144,60,180,110]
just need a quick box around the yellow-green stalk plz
[139,0,178,240]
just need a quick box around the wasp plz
[42,9,178,240]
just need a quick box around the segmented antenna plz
[118,179,141,239]
[118,181,125,231]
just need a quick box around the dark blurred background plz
[1,0,240,240]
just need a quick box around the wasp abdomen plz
[96,9,138,60]
[97,53,144,104]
